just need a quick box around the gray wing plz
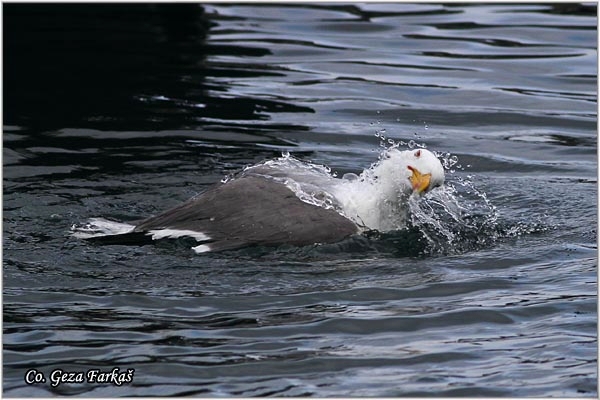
[134,175,358,252]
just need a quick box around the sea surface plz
[3,3,597,397]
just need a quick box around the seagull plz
[73,148,445,253]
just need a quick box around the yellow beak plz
[408,166,431,194]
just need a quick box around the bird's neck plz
[331,165,411,231]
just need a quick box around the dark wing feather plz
[134,175,358,250]
[85,231,154,245]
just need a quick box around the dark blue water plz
[3,3,597,397]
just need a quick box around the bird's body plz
[73,148,445,253]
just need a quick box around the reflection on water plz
[3,3,597,397]
[4,4,312,135]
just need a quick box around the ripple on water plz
[2,2,596,398]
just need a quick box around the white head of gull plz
[331,147,445,231]
[73,147,445,253]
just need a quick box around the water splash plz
[240,153,342,213]
[364,125,504,254]
[405,150,550,255]
[230,137,546,256]
[407,179,500,255]
[365,131,548,255]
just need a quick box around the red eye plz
[415,150,421,157]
